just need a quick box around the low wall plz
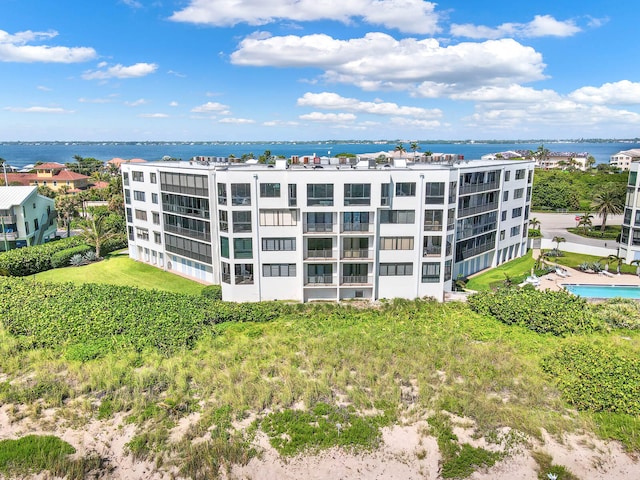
[539,238,617,258]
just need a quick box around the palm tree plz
[552,236,565,253]
[591,188,624,232]
[528,217,541,230]
[410,142,420,159]
[394,143,406,158]
[80,210,120,258]
[631,259,640,277]
[55,194,79,238]
[577,212,593,234]
[603,254,624,274]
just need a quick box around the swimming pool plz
[563,284,640,299]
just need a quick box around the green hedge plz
[50,245,94,268]
[201,284,222,300]
[101,235,128,255]
[0,237,85,276]
[467,288,603,336]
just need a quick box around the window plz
[380,210,415,224]
[423,236,442,256]
[528,170,533,183]
[218,183,227,205]
[132,171,144,182]
[515,169,525,180]
[263,264,296,277]
[219,210,228,232]
[629,171,638,186]
[500,230,505,240]
[234,238,253,259]
[343,211,371,231]
[262,238,296,251]
[514,188,524,199]
[424,210,443,231]
[136,227,149,241]
[162,194,210,219]
[380,237,414,250]
[510,225,521,237]
[231,183,251,206]
[232,211,252,233]
[421,262,440,283]
[425,182,445,204]
[259,209,297,226]
[307,238,332,258]
[501,210,507,221]
[512,207,522,218]
[504,170,510,182]
[221,262,231,283]
[288,184,297,207]
[343,263,368,282]
[395,182,416,197]
[381,183,390,205]
[133,190,145,202]
[124,189,131,204]
[126,208,132,223]
[152,212,160,224]
[306,212,333,232]
[526,187,532,201]
[160,172,208,196]
[448,182,457,204]
[34,218,39,230]
[307,184,334,206]
[128,226,134,240]
[163,214,211,241]
[154,231,161,244]
[307,264,333,284]
[220,237,229,258]
[235,264,254,284]
[150,172,157,184]
[447,208,455,230]
[123,172,129,186]
[444,260,452,282]
[344,183,371,206]
[151,193,158,204]
[379,263,413,276]
[260,183,281,198]
[135,209,147,221]
[503,191,509,202]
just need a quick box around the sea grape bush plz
[0,277,291,357]
[0,237,85,276]
[542,342,640,415]
[467,288,602,336]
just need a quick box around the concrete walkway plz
[534,212,622,249]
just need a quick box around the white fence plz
[538,238,617,258]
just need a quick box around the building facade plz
[620,162,640,263]
[610,149,640,171]
[122,157,534,302]
[0,186,57,251]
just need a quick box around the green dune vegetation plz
[0,273,639,479]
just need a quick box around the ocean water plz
[1,140,638,170]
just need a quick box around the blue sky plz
[1,0,639,141]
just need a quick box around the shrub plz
[101,235,128,255]
[593,298,640,330]
[69,254,85,266]
[0,236,84,276]
[201,285,222,300]
[50,245,93,268]
[83,250,99,262]
[467,288,602,336]
[542,342,640,415]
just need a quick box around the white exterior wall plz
[620,162,640,263]
[123,158,533,302]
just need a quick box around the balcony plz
[305,223,334,233]
[305,275,334,285]
[341,275,371,285]
[458,181,500,195]
[341,222,372,233]
[305,249,334,259]
[235,274,254,285]
[458,202,498,218]
[424,222,443,232]
[423,246,442,256]
[0,231,18,241]
[341,249,372,259]
[0,214,17,224]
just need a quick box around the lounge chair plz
[555,268,568,278]
[600,270,615,278]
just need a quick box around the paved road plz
[533,212,623,248]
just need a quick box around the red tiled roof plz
[107,158,126,165]
[91,181,110,189]
[6,169,89,184]
[53,170,90,180]
[34,162,66,170]
[129,158,147,163]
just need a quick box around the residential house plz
[0,186,57,251]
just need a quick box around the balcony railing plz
[423,246,442,256]
[341,222,372,233]
[458,202,498,218]
[341,249,371,259]
[424,222,443,232]
[235,274,254,285]
[458,181,500,195]
[305,275,334,285]
[0,215,17,224]
[305,223,334,233]
[455,242,494,261]
[341,275,371,285]
[0,231,18,241]
[305,249,334,259]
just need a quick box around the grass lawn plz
[465,250,535,291]
[34,251,206,295]
[546,250,636,274]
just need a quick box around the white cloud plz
[125,98,148,107]
[191,102,231,114]
[138,113,169,118]
[450,84,561,103]
[389,117,440,129]
[170,0,440,34]
[82,62,158,80]
[299,112,357,122]
[37,85,52,91]
[168,70,186,77]
[297,92,441,116]
[169,101,179,107]
[451,15,581,39]
[0,29,96,63]
[78,97,115,104]
[569,80,640,105]
[232,34,545,93]
[263,120,300,127]
[4,106,74,113]
[218,117,255,124]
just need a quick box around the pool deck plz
[535,266,640,292]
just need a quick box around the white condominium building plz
[620,162,640,263]
[610,149,640,171]
[122,157,534,302]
